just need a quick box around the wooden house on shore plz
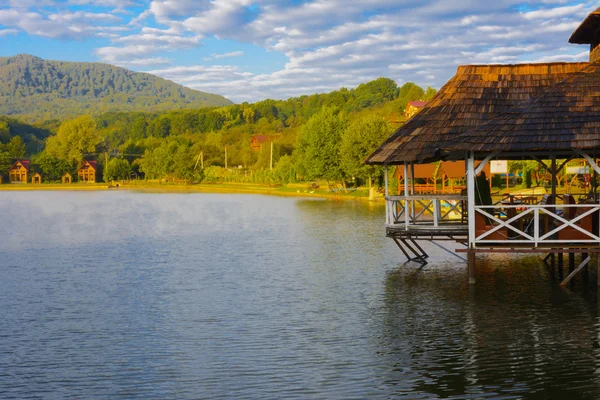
[31,172,41,184]
[78,161,97,183]
[62,172,72,184]
[367,7,600,287]
[8,160,30,184]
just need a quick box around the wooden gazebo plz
[367,7,600,286]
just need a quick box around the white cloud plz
[1,0,598,102]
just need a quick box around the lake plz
[1,191,600,399]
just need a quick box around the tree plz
[104,158,131,181]
[5,136,26,159]
[295,107,348,184]
[340,116,393,188]
[45,115,102,162]
[32,151,75,181]
[0,119,10,144]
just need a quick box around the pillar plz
[468,251,476,284]
[467,152,477,284]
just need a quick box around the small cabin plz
[405,101,428,119]
[62,172,72,184]
[31,173,42,184]
[78,161,97,183]
[8,160,30,183]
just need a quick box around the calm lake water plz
[2,192,600,399]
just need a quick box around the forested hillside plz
[0,54,232,122]
[0,77,436,185]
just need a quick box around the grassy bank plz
[0,181,385,201]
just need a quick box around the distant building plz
[8,160,30,183]
[31,172,42,184]
[250,135,271,152]
[405,101,428,119]
[62,172,72,184]
[78,161,98,183]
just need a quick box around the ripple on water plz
[1,192,600,399]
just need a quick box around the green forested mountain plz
[0,54,232,122]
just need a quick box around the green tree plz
[46,115,102,162]
[104,158,131,181]
[5,136,26,159]
[340,116,393,188]
[0,119,10,144]
[32,151,75,181]
[295,107,348,184]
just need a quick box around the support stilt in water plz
[391,237,428,264]
[558,253,564,278]
[597,256,600,287]
[569,253,575,273]
[554,254,562,281]
[468,251,476,285]
[583,253,589,281]
[560,256,591,287]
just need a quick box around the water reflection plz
[2,192,600,398]
[383,255,600,399]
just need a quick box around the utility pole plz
[194,152,202,170]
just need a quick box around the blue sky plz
[0,0,596,103]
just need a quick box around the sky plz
[0,0,597,103]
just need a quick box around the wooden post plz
[270,141,273,170]
[410,162,415,195]
[569,252,575,273]
[467,152,477,284]
[468,251,476,284]
[551,156,557,200]
[404,162,410,228]
[384,166,389,197]
[597,256,600,287]
[201,151,204,170]
[225,146,228,169]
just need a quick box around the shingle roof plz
[446,61,600,153]
[569,7,600,44]
[365,62,588,165]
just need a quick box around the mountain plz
[0,54,232,123]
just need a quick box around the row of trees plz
[0,78,437,186]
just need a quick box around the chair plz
[557,202,596,241]
[563,194,576,220]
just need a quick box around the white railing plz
[474,203,600,246]
[386,195,467,228]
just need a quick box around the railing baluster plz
[534,207,539,247]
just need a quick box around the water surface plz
[1,192,600,399]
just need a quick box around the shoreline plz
[0,182,385,202]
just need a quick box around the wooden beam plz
[475,152,498,175]
[574,149,600,175]
[560,256,590,287]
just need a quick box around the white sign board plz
[490,160,508,174]
[567,166,590,175]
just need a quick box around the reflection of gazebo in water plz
[367,7,600,286]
